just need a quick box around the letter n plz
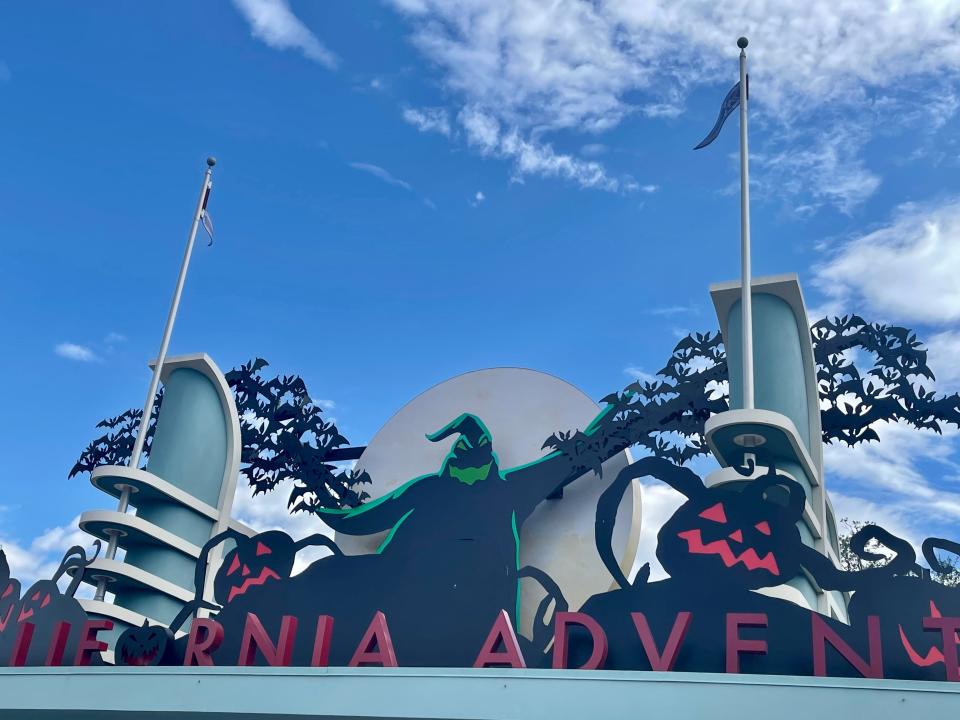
[812,614,882,678]
[238,613,298,666]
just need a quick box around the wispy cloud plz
[648,304,699,317]
[624,366,658,384]
[389,1,960,202]
[232,0,338,69]
[470,190,485,207]
[459,105,624,191]
[348,162,413,191]
[580,143,607,157]
[402,106,452,137]
[54,342,99,363]
[1,513,94,593]
[813,197,960,323]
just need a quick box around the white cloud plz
[54,342,99,363]
[824,420,960,528]
[348,162,413,191]
[459,105,621,190]
[580,143,607,157]
[389,1,960,203]
[402,106,452,137]
[639,184,659,194]
[392,1,960,126]
[814,198,960,324]
[231,486,335,573]
[633,481,686,580]
[925,330,960,394]
[470,190,486,207]
[752,123,881,214]
[2,514,96,593]
[624,366,658,384]
[232,0,338,68]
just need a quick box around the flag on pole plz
[693,77,748,150]
[200,180,214,246]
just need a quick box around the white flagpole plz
[94,156,216,602]
[737,37,754,410]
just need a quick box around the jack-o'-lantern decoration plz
[214,530,298,606]
[116,622,177,666]
[0,550,20,636]
[656,468,805,590]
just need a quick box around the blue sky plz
[2,1,960,581]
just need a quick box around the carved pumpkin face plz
[116,623,176,666]
[871,574,960,672]
[16,580,61,624]
[0,577,20,634]
[657,474,805,590]
[214,531,295,606]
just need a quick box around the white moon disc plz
[337,367,640,638]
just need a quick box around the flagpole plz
[737,37,754,411]
[94,156,216,602]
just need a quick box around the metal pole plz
[94,157,216,602]
[737,37,754,410]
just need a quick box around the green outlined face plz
[444,431,496,485]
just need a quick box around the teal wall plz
[111,366,230,627]
[0,667,956,720]
[726,294,812,455]
[147,368,228,507]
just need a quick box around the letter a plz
[474,609,526,668]
[349,611,398,667]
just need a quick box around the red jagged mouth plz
[17,607,33,623]
[677,529,780,575]
[0,604,12,632]
[227,567,281,603]
[900,600,960,667]
[121,644,160,666]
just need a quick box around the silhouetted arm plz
[503,405,617,523]
[315,475,427,536]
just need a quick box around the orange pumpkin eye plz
[227,555,241,575]
[256,542,272,556]
[755,521,771,535]
[699,503,727,523]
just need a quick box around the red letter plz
[726,613,767,673]
[923,615,960,681]
[552,612,607,669]
[632,612,691,671]
[9,623,35,667]
[349,611,397,667]
[74,620,113,666]
[812,614,882,678]
[184,618,224,666]
[474,609,526,669]
[311,616,334,667]
[45,622,72,666]
[238,613,298,666]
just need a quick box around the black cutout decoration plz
[47,317,960,677]
[0,543,102,666]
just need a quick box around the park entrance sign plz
[0,274,959,720]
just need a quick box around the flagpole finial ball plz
[737,36,749,49]
[206,156,217,167]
